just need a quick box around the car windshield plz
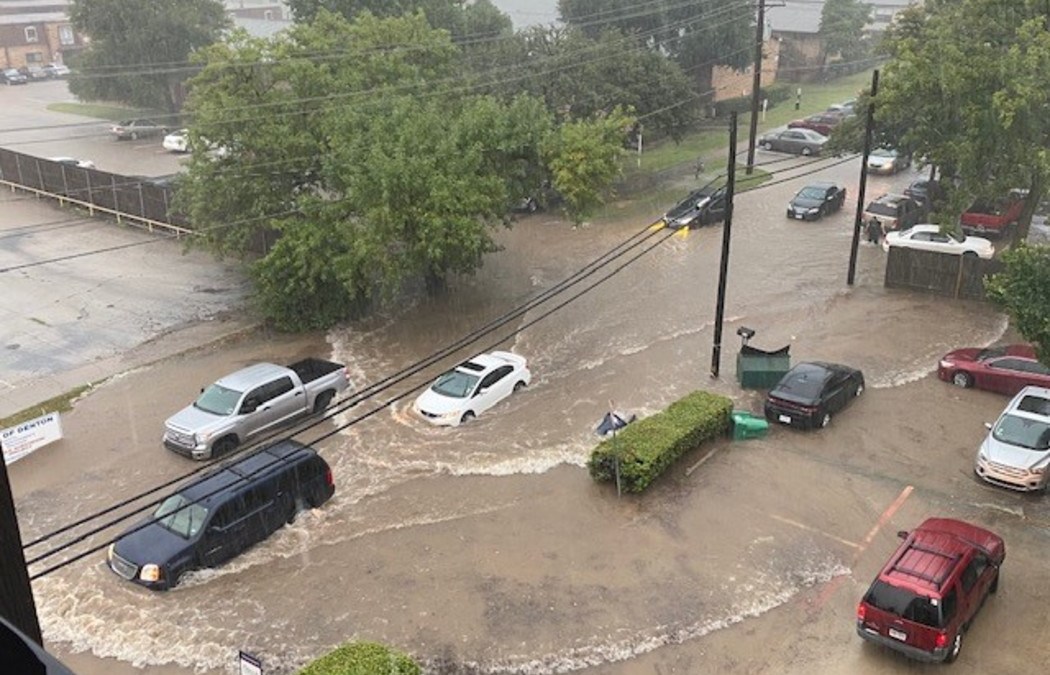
[667,190,713,219]
[977,346,1008,361]
[992,413,1050,451]
[871,148,896,158]
[864,581,943,627]
[798,187,828,200]
[431,370,479,398]
[866,201,898,217]
[194,384,242,415]
[153,494,208,539]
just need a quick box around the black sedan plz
[787,182,847,221]
[764,362,864,430]
[661,185,728,229]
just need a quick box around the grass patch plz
[46,102,153,121]
[0,383,95,431]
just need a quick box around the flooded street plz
[10,154,1049,674]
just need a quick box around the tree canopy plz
[287,0,512,41]
[819,0,873,65]
[178,11,630,329]
[987,244,1050,364]
[68,0,229,112]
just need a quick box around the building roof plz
[231,16,292,39]
[0,11,66,23]
[768,2,823,35]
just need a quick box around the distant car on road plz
[786,181,847,221]
[111,118,169,141]
[975,386,1050,492]
[882,224,994,259]
[163,128,189,153]
[758,128,828,156]
[764,361,864,430]
[788,112,846,137]
[42,63,71,78]
[939,344,1050,394]
[48,156,96,169]
[2,68,28,85]
[863,193,924,232]
[867,148,911,175]
[414,351,530,426]
[661,185,728,229]
[827,99,857,116]
[904,179,943,211]
[19,65,48,81]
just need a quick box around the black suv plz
[863,193,925,232]
[661,185,728,229]
[107,439,335,590]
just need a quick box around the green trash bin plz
[736,343,791,390]
[731,410,769,440]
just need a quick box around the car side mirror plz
[984,422,992,430]
[896,530,908,539]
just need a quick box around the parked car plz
[758,128,828,156]
[786,181,847,221]
[2,68,28,85]
[661,185,728,229]
[856,517,1004,663]
[788,112,846,137]
[163,358,352,460]
[18,65,48,81]
[827,99,857,116]
[975,386,1050,491]
[764,361,864,430]
[48,156,96,169]
[960,191,1025,237]
[863,193,924,232]
[939,344,1050,394]
[42,63,71,78]
[414,351,530,426]
[163,128,189,153]
[111,119,169,141]
[904,179,944,211]
[882,224,994,259]
[107,439,335,590]
[867,148,911,175]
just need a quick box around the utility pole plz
[0,455,42,645]
[745,0,766,175]
[711,112,738,378]
[847,69,879,286]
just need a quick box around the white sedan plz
[883,225,994,259]
[49,156,95,169]
[163,129,189,153]
[414,351,530,426]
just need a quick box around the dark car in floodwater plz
[661,185,728,229]
[787,182,847,221]
[764,361,865,429]
[107,440,334,590]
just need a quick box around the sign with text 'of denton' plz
[1,412,63,465]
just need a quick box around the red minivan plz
[856,518,1005,663]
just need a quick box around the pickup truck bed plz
[290,358,345,385]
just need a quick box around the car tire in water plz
[801,146,813,156]
[130,131,138,141]
[313,390,334,415]
[212,435,238,457]
[761,141,772,150]
[963,251,978,259]
[952,371,973,388]
[514,381,527,393]
[460,411,475,425]
[944,632,963,663]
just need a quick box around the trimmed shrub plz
[298,642,420,675]
[588,391,733,493]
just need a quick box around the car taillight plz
[935,632,948,649]
[342,367,351,382]
[325,467,334,488]
[856,603,866,621]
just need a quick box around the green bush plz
[588,391,733,493]
[712,83,794,117]
[298,642,420,675]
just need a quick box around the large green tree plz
[557,0,753,96]
[178,11,626,329]
[874,0,1050,238]
[68,0,229,113]
[287,0,512,41]
[987,244,1050,364]
[819,0,872,66]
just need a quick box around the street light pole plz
[711,112,738,378]
[745,0,766,176]
[847,69,880,286]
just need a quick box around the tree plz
[287,0,512,41]
[874,0,1050,239]
[544,107,634,226]
[178,11,625,329]
[819,0,873,67]
[68,0,229,113]
[557,0,753,96]
[986,244,1050,364]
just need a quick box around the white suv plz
[975,386,1050,491]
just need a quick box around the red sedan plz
[938,344,1050,395]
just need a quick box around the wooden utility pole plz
[745,0,766,175]
[847,69,880,286]
[0,455,42,645]
[711,112,738,378]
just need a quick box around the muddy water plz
[18,156,1015,674]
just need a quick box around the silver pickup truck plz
[163,358,351,460]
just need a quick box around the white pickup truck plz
[162,358,351,460]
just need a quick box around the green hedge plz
[712,83,794,117]
[298,642,420,675]
[588,391,733,493]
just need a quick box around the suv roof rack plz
[890,539,961,588]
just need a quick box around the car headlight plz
[807,207,819,213]
[939,360,952,369]
[440,410,460,419]
[139,564,161,582]
[977,451,988,463]
[196,431,213,443]
[1032,466,1046,475]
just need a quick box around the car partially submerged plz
[882,225,994,259]
[414,351,530,426]
[661,185,728,229]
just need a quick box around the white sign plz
[238,651,262,675]
[1,412,63,465]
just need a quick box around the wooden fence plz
[884,247,1002,299]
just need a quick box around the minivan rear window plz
[866,202,899,217]
[864,581,943,627]
[154,494,209,539]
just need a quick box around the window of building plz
[59,25,75,46]
[26,52,43,64]
[25,26,39,43]
[264,10,273,20]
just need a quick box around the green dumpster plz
[731,411,769,440]
[736,343,791,390]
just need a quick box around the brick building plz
[0,0,83,69]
